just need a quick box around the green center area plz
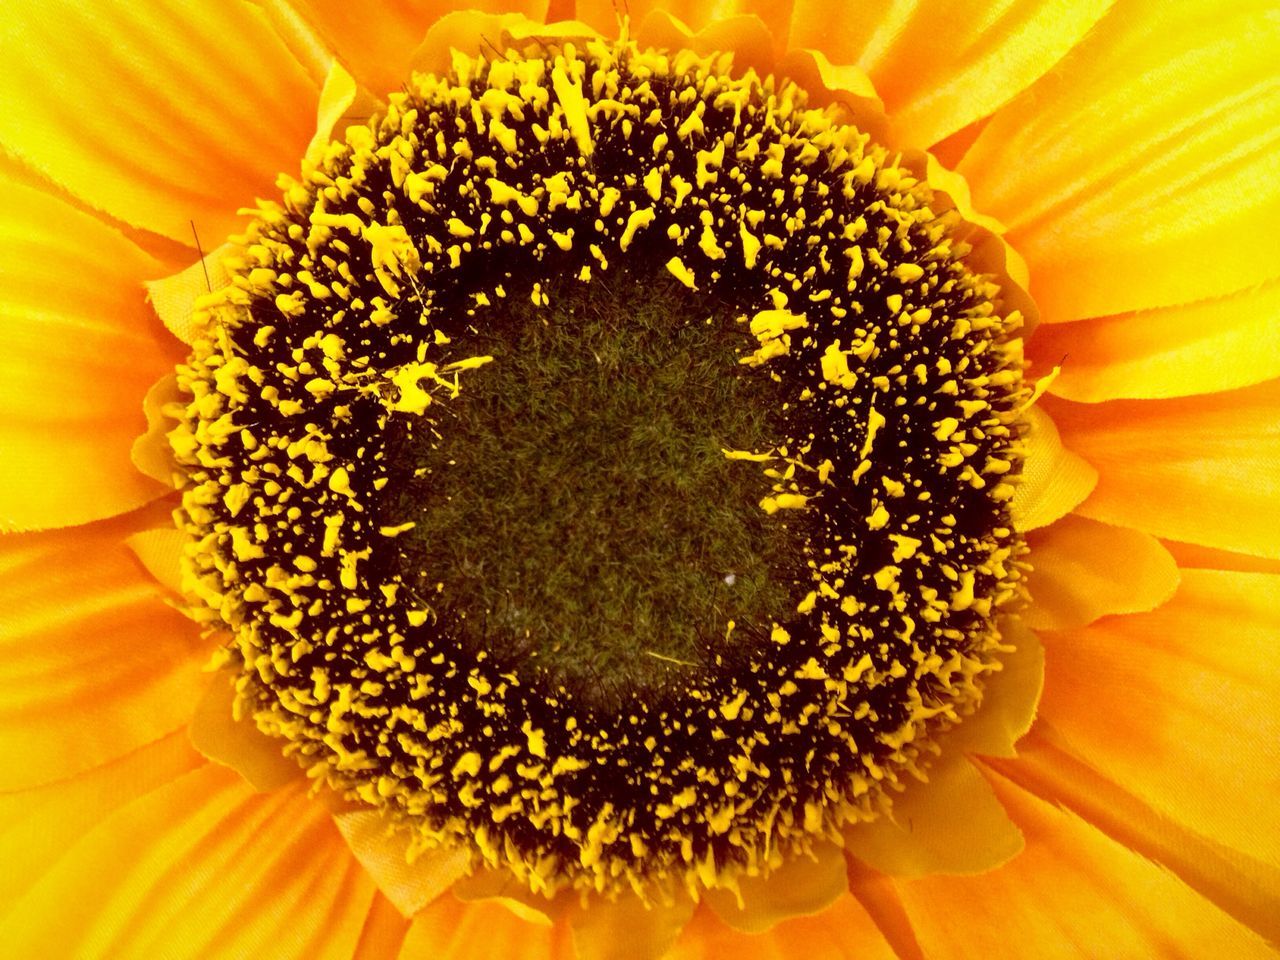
[381,274,805,697]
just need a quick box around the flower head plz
[1,1,1277,957]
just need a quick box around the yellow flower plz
[1,1,1278,958]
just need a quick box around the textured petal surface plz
[333,811,470,917]
[1030,278,1280,402]
[0,732,201,912]
[1038,569,1280,866]
[669,896,897,960]
[351,893,413,960]
[960,0,1280,321]
[705,842,848,933]
[1047,381,1280,559]
[0,765,376,959]
[787,0,1113,147]
[570,891,694,960]
[896,769,1276,959]
[846,758,1022,878]
[990,731,1280,947]
[0,174,175,531]
[401,893,563,959]
[188,671,303,792]
[944,620,1043,761]
[1023,515,1179,631]
[1009,406,1097,532]
[576,0,795,52]
[0,513,209,790]
[0,0,321,245]
[291,0,549,96]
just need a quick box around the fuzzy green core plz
[381,272,803,696]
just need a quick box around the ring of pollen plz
[172,35,1027,900]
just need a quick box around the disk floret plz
[172,35,1026,899]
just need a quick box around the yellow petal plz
[0,731,201,910]
[408,11,567,78]
[895,768,1276,959]
[0,513,209,790]
[944,619,1043,761]
[705,841,848,933]
[144,244,235,347]
[0,0,322,244]
[1038,569,1280,866]
[401,893,560,960]
[291,0,549,97]
[668,896,898,960]
[1023,514,1179,631]
[1030,278,1280,402]
[636,11,777,76]
[787,0,1113,147]
[777,48,889,145]
[1046,380,1280,558]
[0,766,377,958]
[1009,406,1097,532]
[188,671,303,792]
[129,374,185,489]
[1161,540,1280,576]
[351,892,412,960]
[569,890,694,960]
[960,0,1280,321]
[333,810,470,917]
[124,524,186,596]
[990,730,1280,946]
[0,173,175,531]
[845,758,1022,877]
[577,0,795,53]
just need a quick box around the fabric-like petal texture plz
[1047,380,1280,559]
[0,511,209,790]
[787,0,1113,148]
[0,0,321,244]
[1037,569,1280,867]
[894,769,1276,959]
[0,171,176,531]
[960,0,1280,321]
[0,764,376,959]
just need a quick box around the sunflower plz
[1,0,1277,957]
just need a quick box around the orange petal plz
[705,842,848,933]
[636,11,777,76]
[945,619,1043,761]
[776,49,889,145]
[0,765,377,958]
[1161,540,1280,577]
[1023,514,1179,631]
[989,730,1280,947]
[845,858,926,960]
[668,896,898,960]
[569,890,694,960]
[124,523,187,596]
[1037,569,1280,866]
[576,0,795,53]
[787,0,1113,148]
[188,671,303,792]
[449,867,562,926]
[960,0,1280,322]
[0,513,210,790]
[401,893,562,959]
[351,892,412,960]
[291,0,549,97]
[895,768,1276,959]
[0,731,201,910]
[0,0,323,245]
[0,174,176,532]
[1046,380,1280,559]
[845,758,1022,877]
[1009,406,1097,532]
[1029,278,1280,402]
[333,810,470,917]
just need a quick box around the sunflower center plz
[380,270,800,697]
[171,35,1027,900]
